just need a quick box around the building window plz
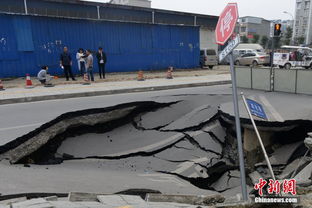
[305,1,310,9]
[297,2,302,10]
[240,27,246,32]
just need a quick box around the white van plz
[200,49,218,69]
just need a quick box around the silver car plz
[235,52,270,67]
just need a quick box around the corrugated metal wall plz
[0,14,200,78]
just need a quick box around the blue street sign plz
[246,99,267,120]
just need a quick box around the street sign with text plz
[215,3,248,202]
[215,3,239,45]
[219,35,240,62]
[246,99,268,120]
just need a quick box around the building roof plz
[239,16,271,23]
[0,0,217,28]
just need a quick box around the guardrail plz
[236,66,312,95]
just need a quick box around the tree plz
[283,27,293,45]
[295,36,305,45]
[260,36,269,48]
[268,37,281,49]
[252,34,260,43]
[241,35,249,43]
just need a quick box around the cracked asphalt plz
[1,84,311,201]
[0,85,236,196]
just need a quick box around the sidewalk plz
[0,68,231,105]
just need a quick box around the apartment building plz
[294,0,312,44]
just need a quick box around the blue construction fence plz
[0,13,200,78]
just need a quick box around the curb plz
[146,193,225,206]
[0,80,231,105]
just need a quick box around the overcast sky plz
[83,0,295,20]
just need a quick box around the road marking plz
[258,95,284,122]
[0,123,42,132]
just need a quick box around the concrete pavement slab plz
[49,201,86,208]
[256,142,303,166]
[57,124,183,158]
[96,195,130,206]
[162,104,217,131]
[211,171,241,192]
[294,162,312,184]
[76,202,106,208]
[12,199,52,208]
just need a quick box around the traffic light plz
[274,24,282,37]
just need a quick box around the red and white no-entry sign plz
[215,3,239,45]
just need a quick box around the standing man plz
[96,47,107,79]
[60,47,76,81]
[85,49,95,82]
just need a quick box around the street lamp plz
[283,11,295,44]
[283,11,294,20]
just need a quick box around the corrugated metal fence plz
[0,13,200,77]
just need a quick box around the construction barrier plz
[25,74,34,89]
[137,71,145,81]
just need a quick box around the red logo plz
[254,178,297,196]
[215,3,239,45]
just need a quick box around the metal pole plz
[270,37,275,91]
[152,11,155,24]
[229,52,248,201]
[97,6,100,20]
[24,0,28,15]
[241,93,276,181]
[194,16,197,26]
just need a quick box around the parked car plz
[200,49,218,69]
[235,52,270,67]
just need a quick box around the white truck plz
[273,46,312,69]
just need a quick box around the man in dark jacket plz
[96,47,107,79]
[60,47,76,81]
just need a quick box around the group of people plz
[37,46,107,85]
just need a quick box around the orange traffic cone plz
[137,70,145,81]
[82,73,91,85]
[166,67,173,79]
[0,80,5,91]
[25,74,34,88]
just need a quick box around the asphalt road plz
[0,85,233,196]
[0,85,232,146]
[1,84,312,196]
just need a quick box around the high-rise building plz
[293,0,312,44]
[109,0,151,8]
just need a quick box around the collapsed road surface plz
[1,85,312,200]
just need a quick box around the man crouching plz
[37,66,53,86]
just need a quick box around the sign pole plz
[229,52,248,201]
[270,36,275,92]
[241,92,276,181]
